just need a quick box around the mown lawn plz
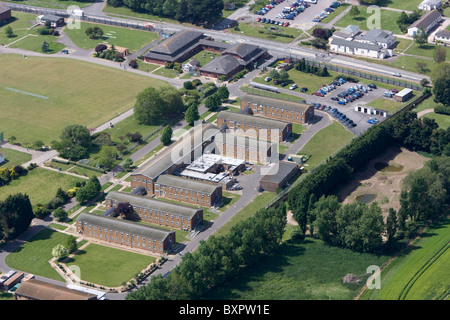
[405,43,450,61]
[0,54,167,145]
[64,22,159,52]
[65,243,155,287]
[298,121,354,169]
[2,0,94,9]
[231,22,302,43]
[366,97,410,114]
[334,6,404,34]
[5,228,73,282]
[0,168,84,206]
[0,148,31,169]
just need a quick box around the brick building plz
[130,123,220,195]
[213,132,276,164]
[240,94,314,125]
[105,191,203,231]
[216,110,292,142]
[154,174,222,208]
[76,213,176,254]
[259,161,300,192]
[0,2,10,25]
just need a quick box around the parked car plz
[393,72,401,77]
[264,77,272,82]
[289,84,298,90]
[301,87,308,92]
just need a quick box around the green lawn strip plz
[365,98,409,114]
[0,148,32,169]
[298,121,354,169]
[3,0,94,9]
[65,243,155,287]
[102,4,183,25]
[214,192,277,238]
[218,191,241,213]
[5,228,73,281]
[136,60,160,73]
[205,237,390,300]
[101,115,160,145]
[405,42,450,61]
[0,54,167,146]
[67,165,102,178]
[10,34,64,54]
[63,22,159,52]
[334,6,404,34]
[0,168,84,206]
[361,217,450,300]
[318,3,350,24]
[423,112,450,130]
[179,50,221,67]
[356,53,435,76]
[152,67,179,78]
[376,0,424,11]
[231,22,302,43]
[0,12,44,45]
[394,38,413,54]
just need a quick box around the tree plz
[85,26,104,39]
[312,27,327,39]
[349,5,360,17]
[269,69,280,80]
[123,157,133,171]
[162,0,178,18]
[433,46,447,64]
[413,28,428,47]
[76,176,101,203]
[183,81,194,90]
[33,140,45,150]
[5,25,13,38]
[94,145,118,170]
[115,202,136,220]
[204,94,221,110]
[385,208,398,245]
[53,124,91,160]
[0,193,34,241]
[52,244,68,260]
[278,69,289,81]
[65,235,78,254]
[184,104,200,126]
[416,62,427,73]
[216,86,229,101]
[134,87,165,124]
[53,207,68,222]
[41,41,49,53]
[432,65,450,106]
[95,43,108,54]
[160,125,173,146]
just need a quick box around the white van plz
[303,0,317,3]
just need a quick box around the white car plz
[393,73,401,77]
[289,84,298,90]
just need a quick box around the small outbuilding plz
[394,88,413,102]
[259,161,300,192]
[0,2,11,25]
[37,14,65,28]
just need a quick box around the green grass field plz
[5,228,74,282]
[366,97,410,114]
[3,0,94,9]
[66,243,155,287]
[63,22,159,52]
[231,22,302,44]
[0,54,167,145]
[205,237,390,300]
[375,0,423,12]
[334,6,404,34]
[361,217,450,300]
[0,12,65,53]
[405,43,450,62]
[0,148,32,169]
[298,121,355,169]
[423,112,450,130]
[0,167,84,206]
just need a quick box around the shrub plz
[129,60,138,69]
[434,105,450,115]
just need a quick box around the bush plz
[183,81,194,90]
[434,105,450,115]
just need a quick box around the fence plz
[285,56,424,92]
[6,3,160,33]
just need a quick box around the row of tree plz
[107,0,224,25]
[288,105,449,252]
[294,58,330,77]
[127,204,287,300]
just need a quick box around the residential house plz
[37,14,65,27]
[435,30,450,43]
[418,0,441,11]
[407,10,442,36]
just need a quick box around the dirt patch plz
[287,210,298,226]
[337,145,428,218]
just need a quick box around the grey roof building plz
[241,94,312,114]
[408,10,442,35]
[155,174,220,195]
[106,191,201,219]
[217,110,291,130]
[76,212,174,242]
[199,55,242,76]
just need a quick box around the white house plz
[329,26,396,59]
[0,153,4,164]
[418,0,441,11]
[435,30,450,43]
[407,10,442,36]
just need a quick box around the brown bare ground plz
[337,145,428,219]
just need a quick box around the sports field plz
[0,54,167,145]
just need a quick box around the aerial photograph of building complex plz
[0,0,448,312]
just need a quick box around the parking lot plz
[307,81,392,135]
[252,0,337,30]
